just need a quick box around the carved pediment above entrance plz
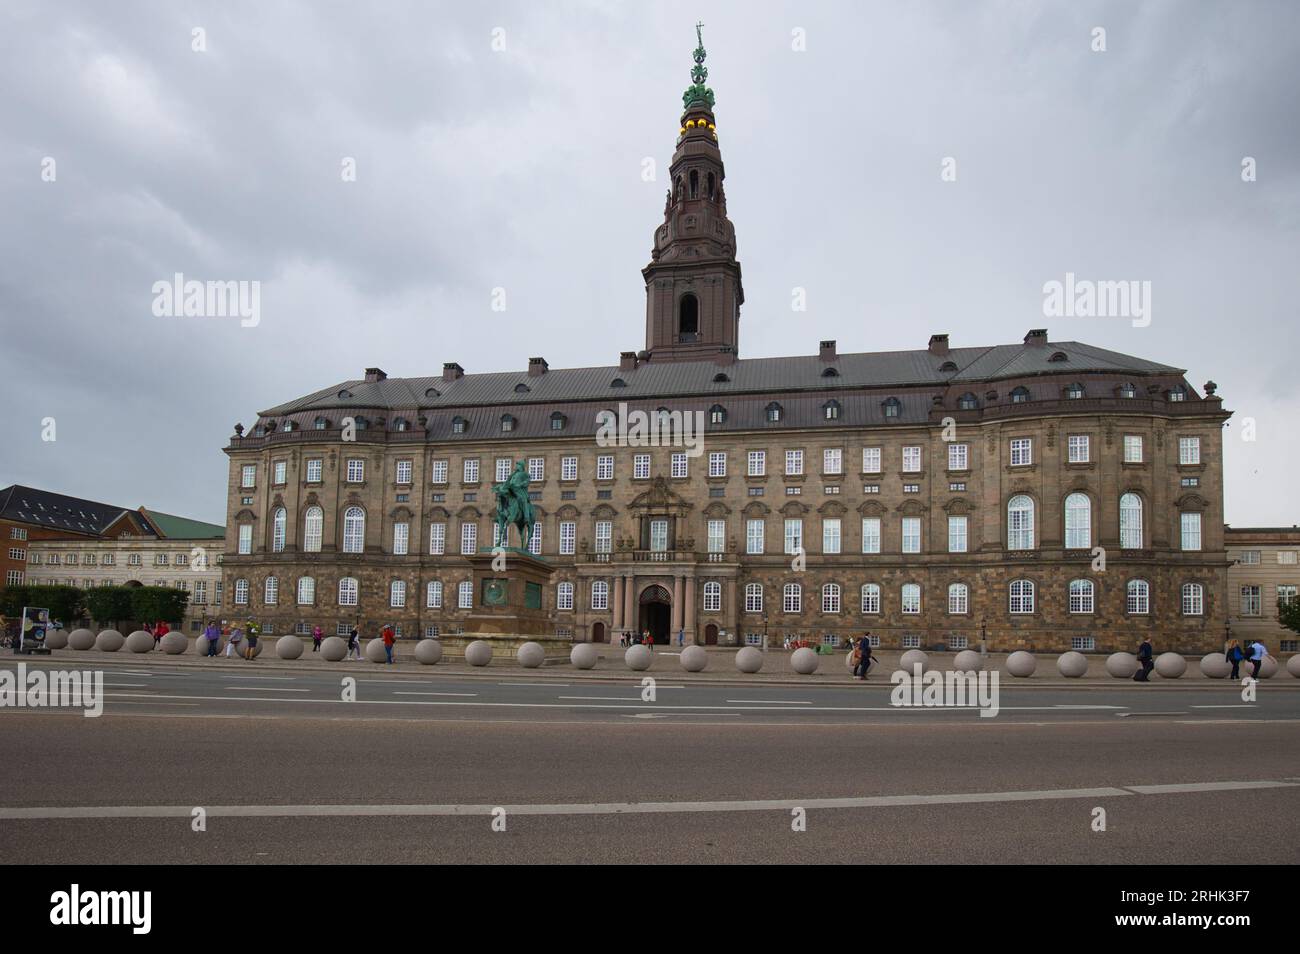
[629,475,693,515]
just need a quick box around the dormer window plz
[452,417,467,434]
[393,417,409,432]
[1168,386,1187,402]
[424,387,440,400]
[882,397,901,419]
[821,367,839,378]
[501,415,516,432]
[313,416,329,430]
[709,404,726,424]
[282,421,295,432]
[940,361,958,372]
[550,412,566,431]
[1010,386,1031,404]
[353,416,369,430]
[765,402,783,423]
[610,378,627,388]
[1118,383,1137,399]
[338,389,352,399]
[1049,351,1069,363]
[823,400,841,420]
[958,393,978,410]
[514,383,530,393]
[713,372,730,383]
[1065,383,1084,399]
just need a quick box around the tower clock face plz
[483,579,508,606]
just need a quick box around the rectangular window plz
[596,455,614,480]
[393,522,409,555]
[1239,550,1260,565]
[1068,435,1090,463]
[426,581,442,608]
[671,453,688,478]
[1241,585,1262,616]
[633,454,650,479]
[823,448,842,475]
[902,517,921,554]
[273,460,287,485]
[861,518,881,554]
[595,521,612,553]
[396,460,413,485]
[296,577,315,605]
[559,521,576,555]
[495,458,512,483]
[861,585,880,614]
[901,586,920,614]
[556,583,574,611]
[238,524,252,555]
[862,447,881,474]
[1071,636,1096,651]
[1010,438,1032,466]
[1278,585,1297,607]
[948,515,968,553]
[947,443,968,471]
[648,519,669,552]
[1123,435,1143,463]
[10,528,26,540]
[431,459,449,484]
[783,518,803,555]
[527,457,545,482]
[241,464,256,488]
[306,458,322,483]
[1281,551,1299,565]
[703,583,721,612]
[822,518,841,554]
[746,519,765,555]
[783,585,802,614]
[390,580,406,608]
[460,522,477,555]
[1179,436,1201,465]
[784,449,803,476]
[458,582,474,609]
[346,458,364,483]
[560,456,578,481]
[1180,512,1202,551]
[591,581,609,611]
[745,585,763,614]
[429,523,446,555]
[902,446,921,472]
[708,452,726,477]
[463,459,479,484]
[747,450,766,477]
[708,519,726,554]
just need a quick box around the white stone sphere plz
[1199,652,1230,678]
[517,642,545,668]
[71,628,100,650]
[1056,651,1088,678]
[365,638,388,663]
[320,636,348,661]
[1106,652,1138,678]
[625,644,652,671]
[680,645,708,672]
[735,646,763,673]
[415,639,443,665]
[899,649,929,674]
[276,635,304,660]
[124,630,154,653]
[570,643,598,669]
[1288,655,1300,678]
[44,628,68,649]
[1258,655,1278,679]
[161,632,187,655]
[1154,652,1186,679]
[790,646,820,674]
[465,640,493,667]
[1006,651,1036,677]
[953,650,983,673]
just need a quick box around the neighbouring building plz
[1224,526,1300,653]
[219,35,1231,653]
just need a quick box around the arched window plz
[1010,386,1031,403]
[709,404,726,424]
[338,577,358,606]
[271,507,286,553]
[901,583,921,614]
[1181,582,1204,615]
[342,506,365,554]
[303,506,323,553]
[1126,579,1150,614]
[958,392,978,410]
[1120,493,1143,549]
[1064,493,1091,549]
[713,372,730,383]
[352,416,369,431]
[706,171,716,199]
[948,583,968,614]
[689,169,699,198]
[678,294,699,338]
[703,581,722,612]
[821,367,840,378]
[1007,495,1035,550]
[822,583,841,613]
[1009,579,1035,614]
[882,397,901,418]
[823,400,841,420]
[765,402,783,423]
[393,417,409,431]
[940,361,959,373]
[297,576,315,605]
[1068,579,1094,613]
[861,583,881,614]
[783,583,802,614]
[264,576,278,605]
[426,580,443,608]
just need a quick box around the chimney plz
[442,362,464,382]
[1024,329,1048,346]
[714,346,737,366]
[819,340,837,361]
[528,357,548,377]
[364,367,387,383]
[928,334,949,356]
[619,351,637,371]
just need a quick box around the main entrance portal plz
[636,585,672,644]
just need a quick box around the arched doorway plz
[704,623,718,646]
[637,584,672,644]
[591,621,607,644]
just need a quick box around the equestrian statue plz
[493,460,535,551]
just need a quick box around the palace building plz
[220,36,1230,653]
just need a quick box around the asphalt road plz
[1,659,1297,863]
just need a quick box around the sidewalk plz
[25,640,1299,690]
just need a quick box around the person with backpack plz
[1134,637,1154,682]
[382,624,396,664]
[1248,640,1268,679]
[312,624,323,652]
[1225,639,1244,680]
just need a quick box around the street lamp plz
[762,609,769,653]
[979,617,988,660]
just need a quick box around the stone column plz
[684,576,696,642]
[672,575,684,634]
[624,574,636,635]
[612,576,624,631]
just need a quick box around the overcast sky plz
[2,0,1297,527]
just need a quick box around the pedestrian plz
[645,631,654,653]
[347,625,361,661]
[1134,637,1154,682]
[677,627,684,647]
[382,623,396,664]
[1225,639,1243,680]
[153,619,169,649]
[853,633,876,679]
[312,624,323,652]
[244,620,259,660]
[203,619,221,657]
[226,623,243,657]
[1248,640,1268,679]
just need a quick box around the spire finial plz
[683,22,715,109]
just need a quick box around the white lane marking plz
[1190,705,1257,709]
[225,687,310,692]
[726,699,813,705]
[1125,780,1296,795]
[106,701,200,707]
[215,675,296,681]
[392,691,478,697]
[1053,705,1127,710]
[11,780,1295,821]
[102,683,149,688]
[502,683,570,687]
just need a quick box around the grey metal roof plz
[259,339,1183,417]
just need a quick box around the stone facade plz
[1224,526,1300,652]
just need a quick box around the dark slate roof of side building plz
[0,486,223,538]
[258,338,1185,416]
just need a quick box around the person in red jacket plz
[153,620,169,648]
[382,624,396,664]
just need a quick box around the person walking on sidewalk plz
[203,619,221,657]
[225,624,242,658]
[1248,640,1268,679]
[1225,639,1243,680]
[853,633,877,680]
[347,625,361,661]
[312,624,323,652]
[1134,637,1154,682]
[382,623,396,664]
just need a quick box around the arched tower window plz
[689,169,699,198]
[707,172,716,199]
[679,294,699,338]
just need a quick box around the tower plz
[642,24,744,363]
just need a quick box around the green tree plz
[1277,597,1300,636]
[129,587,189,627]
[0,585,84,624]
[84,587,136,628]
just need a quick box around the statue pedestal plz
[442,550,570,658]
